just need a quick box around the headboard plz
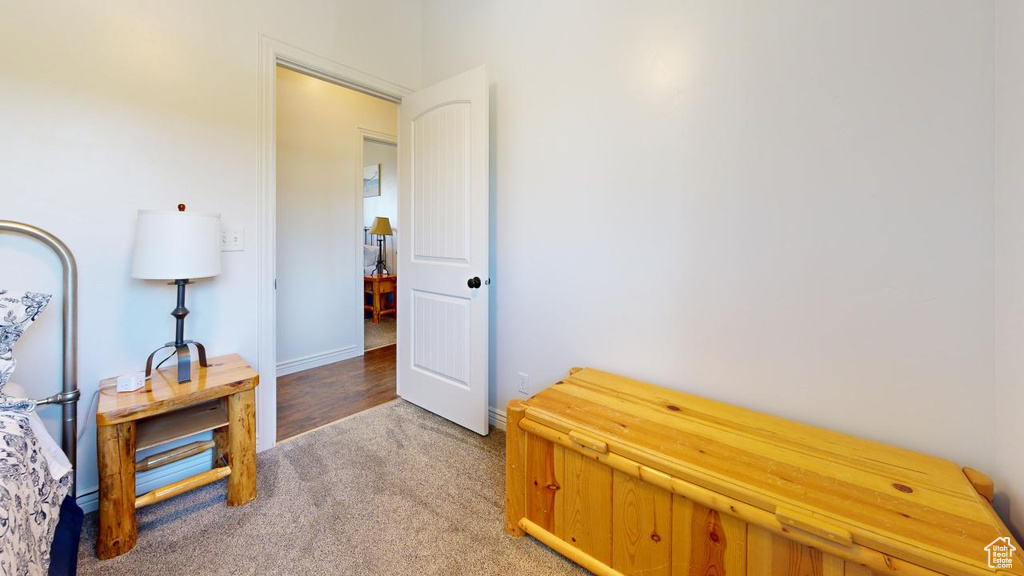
[0,221,80,497]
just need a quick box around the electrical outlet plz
[116,372,146,393]
[518,372,529,395]
[220,227,244,252]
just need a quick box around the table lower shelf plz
[136,401,227,452]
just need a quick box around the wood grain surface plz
[97,354,257,426]
[276,345,397,441]
[526,434,559,533]
[518,368,1023,576]
[505,401,528,536]
[517,416,947,576]
[672,496,746,576]
[563,448,612,564]
[612,469,672,575]
[227,388,257,506]
[95,421,137,560]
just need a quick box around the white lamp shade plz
[131,209,222,279]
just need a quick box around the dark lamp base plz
[145,341,209,384]
[145,278,210,384]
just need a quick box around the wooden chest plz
[505,368,1023,576]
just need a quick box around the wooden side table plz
[364,274,397,323]
[95,354,258,559]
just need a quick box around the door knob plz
[468,276,482,289]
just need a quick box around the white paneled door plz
[397,66,490,435]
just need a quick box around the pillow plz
[364,244,378,267]
[364,245,380,275]
[0,290,53,392]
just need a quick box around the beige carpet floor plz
[77,400,584,576]
[364,316,396,351]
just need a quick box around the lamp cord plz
[78,383,113,442]
[77,349,176,442]
[152,349,176,372]
[78,390,97,443]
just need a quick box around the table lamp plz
[369,216,393,276]
[131,204,221,384]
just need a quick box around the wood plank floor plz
[276,344,397,442]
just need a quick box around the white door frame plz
[256,35,412,451]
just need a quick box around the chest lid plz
[520,367,1023,576]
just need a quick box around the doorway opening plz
[362,138,398,351]
[274,65,399,442]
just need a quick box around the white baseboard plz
[276,345,361,377]
[77,451,214,514]
[489,406,506,431]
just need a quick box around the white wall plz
[363,140,399,273]
[0,0,420,504]
[422,0,998,475]
[276,67,398,366]
[3,0,1018,531]
[995,0,1024,539]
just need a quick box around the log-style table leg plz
[226,388,257,506]
[96,421,138,559]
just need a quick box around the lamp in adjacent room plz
[369,216,393,276]
[131,204,221,384]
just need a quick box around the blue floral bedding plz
[0,411,72,575]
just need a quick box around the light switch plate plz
[221,228,244,252]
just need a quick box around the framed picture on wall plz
[363,164,381,197]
